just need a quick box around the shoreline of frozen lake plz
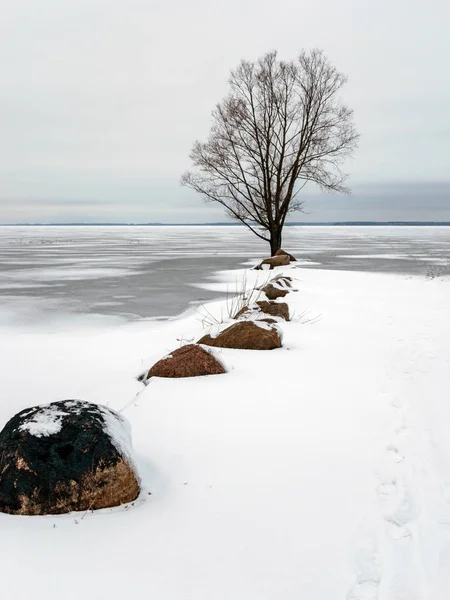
[0,225,450,322]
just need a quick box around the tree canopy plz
[182,49,359,254]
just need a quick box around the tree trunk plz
[269,228,282,256]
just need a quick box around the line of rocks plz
[145,253,298,377]
[0,250,298,516]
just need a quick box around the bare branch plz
[181,48,359,254]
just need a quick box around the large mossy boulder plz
[147,344,226,379]
[0,400,140,515]
[255,255,290,270]
[198,321,282,350]
[274,249,297,262]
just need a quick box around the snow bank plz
[0,263,450,599]
[99,406,138,475]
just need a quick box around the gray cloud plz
[0,0,449,223]
[296,182,450,222]
[2,181,449,224]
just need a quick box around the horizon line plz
[1,221,450,227]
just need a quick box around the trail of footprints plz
[348,337,432,599]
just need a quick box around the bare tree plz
[181,49,359,255]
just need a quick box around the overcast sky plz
[1,0,449,223]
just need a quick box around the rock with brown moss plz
[147,344,225,379]
[198,321,282,350]
[234,301,290,322]
[261,283,289,300]
[0,400,140,515]
[274,249,297,262]
[259,317,278,324]
[271,275,293,288]
[256,301,290,321]
[255,255,290,270]
[233,305,251,320]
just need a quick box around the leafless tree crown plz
[182,49,359,253]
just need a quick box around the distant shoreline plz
[1,222,450,227]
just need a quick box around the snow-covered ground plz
[1,257,450,599]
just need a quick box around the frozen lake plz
[0,225,449,321]
[1,228,450,599]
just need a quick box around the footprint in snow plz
[386,444,405,464]
[378,478,420,528]
[347,535,381,600]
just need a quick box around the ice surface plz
[1,225,450,321]
[4,266,139,281]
